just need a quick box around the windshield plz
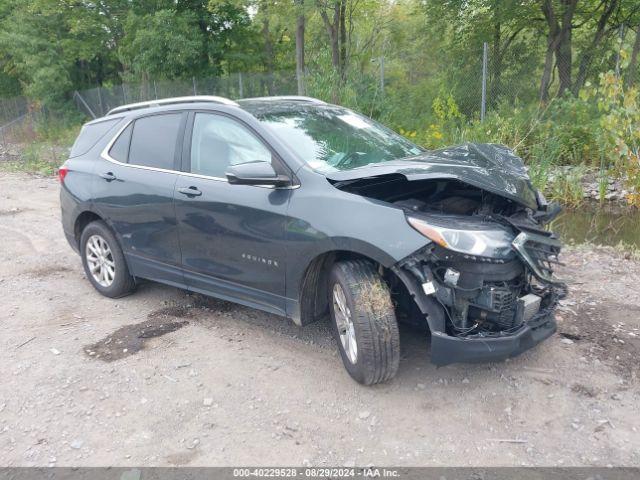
[252,106,423,172]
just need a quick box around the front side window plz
[251,106,423,173]
[190,113,272,178]
[128,113,182,169]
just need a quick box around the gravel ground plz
[0,172,639,467]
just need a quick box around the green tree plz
[0,0,124,103]
[119,10,206,80]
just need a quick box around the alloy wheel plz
[85,234,115,287]
[333,283,358,364]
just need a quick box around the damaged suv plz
[60,95,565,385]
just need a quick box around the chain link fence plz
[69,42,543,123]
[0,96,48,145]
[0,41,587,143]
[74,72,299,119]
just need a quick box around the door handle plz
[178,186,202,197]
[100,172,117,182]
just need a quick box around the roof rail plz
[106,95,239,116]
[240,95,326,105]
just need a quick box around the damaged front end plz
[391,226,565,365]
[330,143,567,365]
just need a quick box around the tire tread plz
[331,260,400,385]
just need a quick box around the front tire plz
[80,220,136,298]
[329,260,400,385]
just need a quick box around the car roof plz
[96,95,330,119]
[237,98,344,117]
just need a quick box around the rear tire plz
[329,260,400,385]
[80,220,136,298]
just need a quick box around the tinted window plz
[70,118,120,158]
[108,124,132,163]
[128,114,182,169]
[190,113,271,178]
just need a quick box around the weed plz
[0,115,80,176]
[0,142,65,176]
[360,280,392,320]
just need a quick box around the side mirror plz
[226,161,291,187]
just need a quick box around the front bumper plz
[429,313,557,366]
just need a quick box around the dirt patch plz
[165,450,199,466]
[558,302,640,380]
[84,306,192,361]
[189,292,239,313]
[571,383,599,397]
[23,264,72,278]
[0,207,30,217]
[559,332,581,341]
[147,304,196,320]
[556,246,640,382]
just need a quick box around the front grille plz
[512,231,562,283]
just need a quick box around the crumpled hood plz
[326,143,539,210]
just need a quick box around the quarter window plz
[190,113,272,178]
[70,118,120,158]
[128,113,182,170]
[108,123,132,163]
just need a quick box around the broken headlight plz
[406,215,515,258]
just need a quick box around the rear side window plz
[128,114,182,170]
[70,118,120,158]
[108,124,132,163]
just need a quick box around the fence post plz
[154,80,158,99]
[122,84,127,104]
[73,91,97,119]
[238,72,244,98]
[481,42,488,122]
[615,24,625,78]
[193,77,197,95]
[379,56,385,98]
[97,86,104,117]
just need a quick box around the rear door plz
[174,111,292,315]
[92,112,187,286]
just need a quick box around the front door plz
[174,112,291,315]
[92,112,186,286]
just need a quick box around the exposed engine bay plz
[334,174,538,218]
[333,174,566,340]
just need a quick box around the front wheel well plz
[74,211,103,249]
[298,251,375,326]
[297,251,426,329]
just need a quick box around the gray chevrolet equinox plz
[60,95,565,385]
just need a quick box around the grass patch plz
[612,241,640,260]
[0,142,66,176]
[0,115,80,176]
[529,162,586,208]
[546,166,586,207]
